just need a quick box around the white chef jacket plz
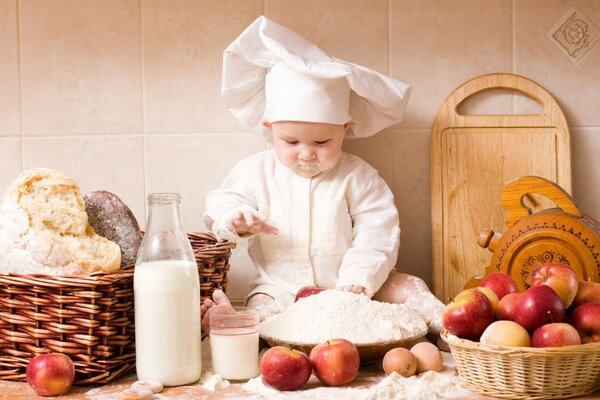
[203,149,400,309]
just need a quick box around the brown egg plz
[382,347,417,377]
[410,342,443,373]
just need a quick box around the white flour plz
[85,371,229,399]
[259,290,427,344]
[242,353,472,400]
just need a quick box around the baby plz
[202,16,444,338]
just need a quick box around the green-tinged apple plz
[260,346,312,391]
[530,263,578,308]
[480,272,519,300]
[572,280,600,308]
[514,285,565,333]
[480,320,531,347]
[476,287,500,311]
[442,288,494,341]
[294,286,326,302]
[309,339,360,386]
[570,303,600,344]
[531,323,581,347]
[496,292,521,321]
[26,353,75,396]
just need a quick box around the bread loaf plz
[84,190,142,267]
[0,168,121,275]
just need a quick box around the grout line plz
[16,0,24,172]
[512,0,516,114]
[387,0,391,76]
[16,131,251,139]
[387,0,393,187]
[140,0,148,220]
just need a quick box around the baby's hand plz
[226,209,278,236]
[201,289,233,332]
[340,285,374,298]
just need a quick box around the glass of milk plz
[209,306,259,381]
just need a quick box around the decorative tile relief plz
[547,6,600,65]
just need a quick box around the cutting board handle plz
[501,176,582,227]
[443,73,562,127]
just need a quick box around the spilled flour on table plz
[85,371,230,399]
[242,352,473,400]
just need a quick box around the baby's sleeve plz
[203,163,258,243]
[335,172,400,295]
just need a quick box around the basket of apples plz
[441,263,600,400]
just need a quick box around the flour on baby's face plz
[270,121,346,178]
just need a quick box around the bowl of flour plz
[259,290,428,361]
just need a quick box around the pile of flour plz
[259,290,427,344]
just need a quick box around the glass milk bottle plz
[134,193,201,386]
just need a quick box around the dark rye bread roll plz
[84,190,142,267]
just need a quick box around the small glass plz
[209,306,260,381]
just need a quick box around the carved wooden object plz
[466,176,600,291]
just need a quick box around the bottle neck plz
[145,193,184,232]
[137,193,195,263]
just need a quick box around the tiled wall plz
[1,0,599,302]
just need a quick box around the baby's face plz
[270,121,346,178]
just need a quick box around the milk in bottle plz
[134,193,201,386]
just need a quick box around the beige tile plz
[23,136,145,224]
[19,0,142,135]
[0,0,20,135]
[145,132,265,301]
[0,138,22,194]
[142,0,263,133]
[266,0,388,72]
[515,1,600,126]
[391,128,432,285]
[144,133,266,232]
[571,128,600,223]
[390,0,513,129]
[343,129,392,185]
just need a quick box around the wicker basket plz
[442,330,600,399]
[188,232,236,305]
[0,231,234,385]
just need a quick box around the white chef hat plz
[222,16,411,140]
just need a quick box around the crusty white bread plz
[0,168,121,275]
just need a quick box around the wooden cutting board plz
[431,72,571,302]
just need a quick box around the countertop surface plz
[3,339,600,400]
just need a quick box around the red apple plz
[26,353,75,396]
[309,339,360,386]
[531,323,581,347]
[530,263,578,308]
[442,288,494,341]
[259,346,312,391]
[572,280,600,308]
[570,303,600,344]
[480,272,519,300]
[295,286,326,302]
[514,285,565,333]
[496,292,521,321]
[480,320,531,347]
